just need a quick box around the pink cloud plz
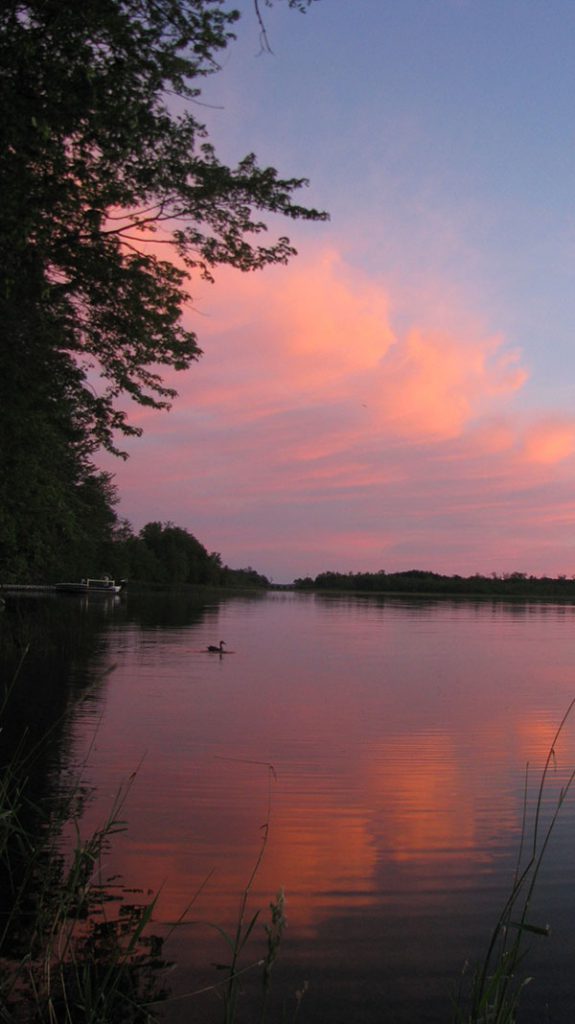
[183,253,524,427]
[521,421,575,465]
[100,248,575,579]
[372,328,527,440]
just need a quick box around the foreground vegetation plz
[453,698,575,1023]
[0,640,285,1024]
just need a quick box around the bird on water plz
[207,640,226,653]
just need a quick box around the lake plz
[4,590,575,1022]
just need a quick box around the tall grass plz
[0,657,288,1024]
[146,759,292,1022]
[0,737,168,1023]
[455,697,575,1024]
[211,762,287,1024]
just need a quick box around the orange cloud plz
[522,421,575,465]
[174,249,530,459]
[99,246,575,579]
[373,329,527,440]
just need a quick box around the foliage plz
[0,0,327,454]
[120,520,223,585]
[0,495,270,587]
[109,519,270,587]
[0,0,326,583]
[254,0,320,52]
[0,395,119,585]
[219,564,271,589]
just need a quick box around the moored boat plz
[55,577,125,595]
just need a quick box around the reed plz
[0,657,168,1023]
[155,759,292,1023]
[0,665,288,1024]
[454,696,575,1024]
[0,768,167,1022]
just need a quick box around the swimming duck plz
[207,640,226,653]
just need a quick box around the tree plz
[254,0,319,53]
[0,0,325,580]
[112,520,252,586]
[0,0,327,455]
[138,521,218,584]
[0,333,119,582]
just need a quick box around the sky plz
[101,0,575,583]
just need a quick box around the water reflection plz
[5,592,575,1022]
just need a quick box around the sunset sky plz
[101,0,575,582]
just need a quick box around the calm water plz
[6,590,575,1021]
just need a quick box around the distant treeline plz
[293,569,575,598]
